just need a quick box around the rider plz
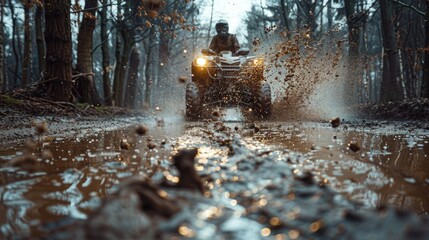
[209,19,240,55]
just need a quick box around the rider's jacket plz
[209,34,240,54]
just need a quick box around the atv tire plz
[186,82,203,120]
[253,81,272,119]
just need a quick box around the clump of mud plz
[255,28,359,121]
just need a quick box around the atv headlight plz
[247,58,264,66]
[253,59,261,65]
[195,57,207,67]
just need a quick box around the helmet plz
[215,19,229,37]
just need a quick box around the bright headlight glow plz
[248,58,263,66]
[196,57,207,67]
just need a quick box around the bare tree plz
[0,0,6,91]
[35,2,46,76]
[279,0,290,33]
[112,0,123,106]
[344,0,360,57]
[112,11,134,106]
[21,0,34,85]
[112,0,142,107]
[100,0,112,105]
[8,0,20,87]
[75,0,101,105]
[124,46,140,108]
[144,27,158,107]
[422,0,429,98]
[206,0,214,46]
[379,0,404,102]
[42,0,73,102]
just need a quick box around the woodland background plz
[0,0,428,110]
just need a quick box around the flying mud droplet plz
[157,119,165,127]
[330,117,341,128]
[254,125,260,133]
[178,76,187,83]
[212,110,220,118]
[35,121,47,135]
[147,10,158,18]
[348,142,361,152]
[135,124,148,135]
[147,142,156,150]
[252,37,261,46]
[120,139,130,150]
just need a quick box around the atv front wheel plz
[186,82,202,120]
[253,81,272,119]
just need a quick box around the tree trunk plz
[327,0,332,30]
[0,0,6,91]
[116,30,133,107]
[280,0,290,33]
[112,0,123,106]
[344,0,360,57]
[144,27,160,107]
[22,1,33,86]
[8,0,20,87]
[206,0,214,46]
[150,27,160,105]
[100,0,112,105]
[144,44,152,107]
[379,0,404,102]
[75,0,101,105]
[125,47,140,108]
[158,30,170,96]
[42,0,73,102]
[422,0,429,98]
[343,0,362,103]
[112,18,133,107]
[35,3,46,77]
[303,0,317,35]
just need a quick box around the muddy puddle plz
[247,122,429,214]
[0,118,428,238]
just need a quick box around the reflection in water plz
[0,120,184,238]
[251,123,429,215]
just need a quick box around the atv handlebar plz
[201,48,250,57]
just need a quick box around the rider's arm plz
[209,36,217,52]
[232,35,240,53]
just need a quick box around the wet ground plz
[1,114,429,239]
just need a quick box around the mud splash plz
[255,28,359,121]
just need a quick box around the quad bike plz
[186,48,272,120]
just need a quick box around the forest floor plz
[1,91,428,130]
[0,92,146,148]
[1,92,428,147]
[1,92,429,239]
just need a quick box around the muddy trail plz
[1,115,429,239]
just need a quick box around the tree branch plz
[391,0,425,16]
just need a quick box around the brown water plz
[1,120,428,238]
[250,123,429,214]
